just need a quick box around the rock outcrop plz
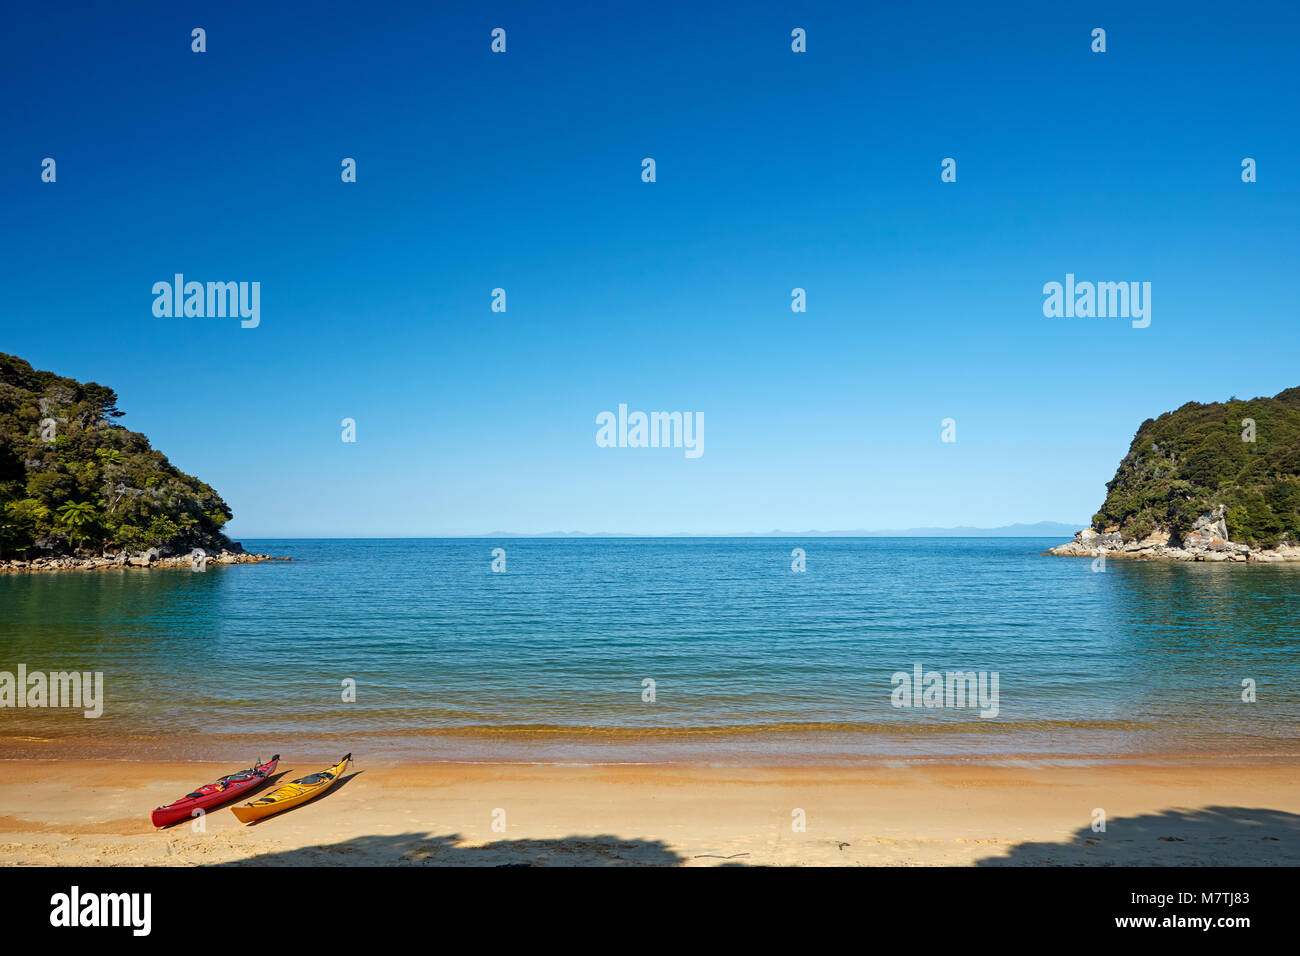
[0,547,288,573]
[1050,506,1300,562]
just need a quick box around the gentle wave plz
[331,719,1150,739]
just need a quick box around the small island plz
[0,352,283,572]
[1052,387,1300,562]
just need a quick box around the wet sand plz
[1,758,1297,866]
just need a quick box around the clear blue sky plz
[2,1,1297,536]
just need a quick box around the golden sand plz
[1,758,1296,866]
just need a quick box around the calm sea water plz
[1,538,1297,764]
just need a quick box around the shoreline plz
[0,551,289,573]
[5,754,1294,770]
[1048,526,1300,563]
[4,729,1296,768]
[2,757,1296,866]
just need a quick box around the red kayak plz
[151,756,279,827]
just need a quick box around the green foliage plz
[55,500,100,545]
[1092,388,1300,548]
[0,352,235,558]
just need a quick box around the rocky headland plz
[1050,387,1300,563]
[1,352,286,571]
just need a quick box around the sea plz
[1,538,1297,765]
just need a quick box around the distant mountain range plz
[472,522,1084,538]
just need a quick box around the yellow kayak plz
[231,754,351,823]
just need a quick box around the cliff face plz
[1051,506,1300,562]
[1052,387,1300,562]
[0,352,240,560]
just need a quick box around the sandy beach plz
[2,757,1296,866]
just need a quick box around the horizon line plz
[232,522,1086,541]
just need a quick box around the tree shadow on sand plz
[976,806,1300,866]
[212,831,690,866]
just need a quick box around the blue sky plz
[2,1,1297,536]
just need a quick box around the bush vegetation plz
[0,352,236,558]
[1092,387,1300,547]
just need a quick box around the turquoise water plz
[1,538,1297,763]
